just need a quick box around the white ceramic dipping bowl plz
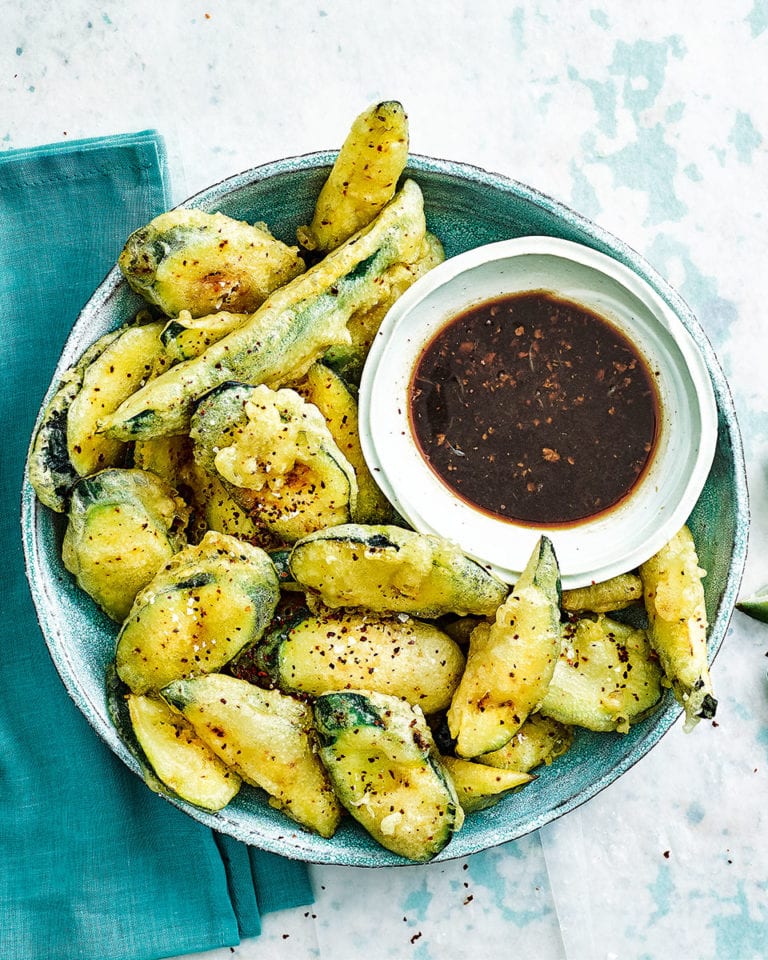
[359,236,718,589]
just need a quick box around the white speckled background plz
[6,2,768,958]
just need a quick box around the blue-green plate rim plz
[21,151,750,866]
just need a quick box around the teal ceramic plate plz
[22,153,749,865]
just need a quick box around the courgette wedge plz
[29,320,167,512]
[639,525,717,730]
[314,690,464,861]
[132,434,192,489]
[62,468,189,622]
[191,381,358,541]
[296,100,409,254]
[295,362,393,524]
[439,755,532,813]
[178,458,264,545]
[539,615,663,733]
[447,536,562,758]
[160,310,250,363]
[115,531,280,694]
[479,714,574,773]
[253,609,465,714]
[118,208,305,318]
[29,328,121,511]
[162,673,342,837]
[561,573,643,614]
[323,232,445,384]
[101,179,427,441]
[127,692,242,811]
[288,523,508,618]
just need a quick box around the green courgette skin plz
[267,547,298,589]
[229,606,311,686]
[103,180,427,441]
[526,536,562,610]
[28,328,123,511]
[313,690,464,862]
[314,691,386,738]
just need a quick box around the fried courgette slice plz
[127,692,242,811]
[101,179,427,441]
[191,381,358,541]
[162,673,342,837]
[118,208,305,317]
[561,572,644,613]
[132,433,192,489]
[323,232,445,383]
[115,530,279,694]
[539,615,663,733]
[447,536,561,758]
[160,310,250,363]
[288,523,508,618]
[479,714,574,773]
[178,458,264,545]
[314,690,464,861]
[295,362,393,524]
[28,320,164,511]
[62,468,189,622]
[253,609,465,714]
[297,100,409,253]
[439,756,532,813]
[639,525,717,730]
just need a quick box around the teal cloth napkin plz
[0,131,312,960]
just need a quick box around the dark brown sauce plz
[408,291,660,526]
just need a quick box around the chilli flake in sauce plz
[408,291,660,526]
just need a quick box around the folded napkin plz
[0,131,312,960]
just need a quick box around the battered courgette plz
[118,207,305,317]
[479,714,574,773]
[296,100,409,253]
[254,609,465,713]
[62,468,189,622]
[115,530,280,694]
[323,232,445,383]
[295,362,393,524]
[160,310,250,363]
[639,526,717,730]
[101,179,427,440]
[288,523,507,618]
[314,690,464,861]
[447,536,562,757]
[191,381,358,541]
[178,458,264,545]
[162,673,342,837]
[29,320,164,511]
[539,615,663,733]
[127,692,242,811]
[439,755,532,813]
[561,573,644,614]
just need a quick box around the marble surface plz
[6,2,768,958]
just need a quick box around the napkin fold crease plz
[0,130,312,960]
